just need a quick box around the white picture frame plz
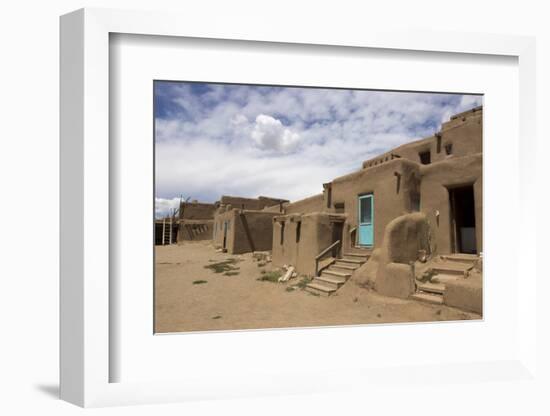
[60,7,538,408]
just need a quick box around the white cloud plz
[155,197,180,219]
[154,83,483,205]
[250,114,301,153]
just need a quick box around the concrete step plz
[331,263,359,271]
[313,275,346,290]
[440,254,479,265]
[305,282,337,297]
[322,269,352,279]
[343,252,370,260]
[431,273,461,284]
[337,258,365,265]
[417,282,445,295]
[411,292,444,305]
[431,263,470,276]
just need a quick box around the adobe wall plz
[219,195,288,211]
[272,216,300,268]
[179,202,216,220]
[257,196,289,209]
[361,106,482,168]
[419,153,483,254]
[272,213,335,276]
[330,158,421,251]
[177,220,213,242]
[212,209,236,249]
[213,209,280,254]
[231,210,279,254]
[375,212,430,298]
[285,193,324,215]
[262,202,287,213]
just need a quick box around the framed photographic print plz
[60,7,539,409]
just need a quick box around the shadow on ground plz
[35,383,59,399]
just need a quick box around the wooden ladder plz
[161,216,173,245]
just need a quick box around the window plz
[295,221,301,243]
[326,186,332,208]
[359,196,372,224]
[280,222,285,245]
[445,143,453,155]
[334,202,345,213]
[419,151,431,165]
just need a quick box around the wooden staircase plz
[411,254,479,305]
[306,252,370,296]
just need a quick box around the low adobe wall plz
[444,274,482,314]
[373,212,430,299]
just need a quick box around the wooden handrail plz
[315,240,340,260]
[315,240,341,276]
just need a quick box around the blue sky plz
[155,81,482,217]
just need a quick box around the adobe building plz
[213,195,288,254]
[271,106,483,311]
[177,200,217,242]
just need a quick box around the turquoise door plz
[358,194,374,246]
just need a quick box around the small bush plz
[204,258,241,273]
[285,286,295,292]
[212,315,222,320]
[224,271,240,276]
[257,271,282,283]
[192,280,208,285]
[295,276,312,290]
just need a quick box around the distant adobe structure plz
[177,200,217,242]
[213,195,289,254]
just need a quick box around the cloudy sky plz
[155,81,482,217]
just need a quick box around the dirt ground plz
[154,241,481,333]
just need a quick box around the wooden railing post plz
[314,240,340,276]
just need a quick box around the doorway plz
[222,221,228,249]
[331,221,344,257]
[358,193,374,246]
[449,185,477,254]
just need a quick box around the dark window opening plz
[410,192,420,212]
[280,222,285,245]
[449,185,477,254]
[445,143,453,155]
[326,186,332,208]
[419,151,431,165]
[295,221,301,243]
[334,202,345,213]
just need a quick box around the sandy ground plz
[155,241,480,333]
